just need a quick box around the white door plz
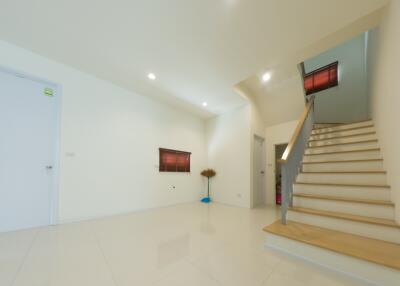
[253,136,266,206]
[0,69,58,232]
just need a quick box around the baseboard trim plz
[57,200,201,225]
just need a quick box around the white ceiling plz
[0,0,389,118]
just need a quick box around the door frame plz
[274,142,288,206]
[0,65,62,226]
[252,134,266,208]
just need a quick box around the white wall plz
[304,33,369,123]
[205,97,268,209]
[255,75,305,127]
[206,105,252,208]
[264,120,298,205]
[367,1,400,222]
[0,40,207,223]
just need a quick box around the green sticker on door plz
[44,87,54,97]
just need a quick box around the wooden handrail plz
[280,96,314,163]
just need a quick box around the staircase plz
[264,120,400,285]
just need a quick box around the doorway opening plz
[252,135,266,207]
[274,143,288,205]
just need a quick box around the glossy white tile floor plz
[1,203,370,286]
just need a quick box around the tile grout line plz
[10,228,41,286]
[184,257,225,286]
[257,259,282,286]
[89,224,119,286]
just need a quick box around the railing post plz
[281,165,288,225]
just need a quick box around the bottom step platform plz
[264,220,400,286]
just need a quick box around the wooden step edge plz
[311,124,374,135]
[263,220,400,270]
[304,148,381,156]
[294,182,390,188]
[313,123,344,129]
[293,193,394,206]
[301,159,383,164]
[314,122,343,125]
[308,139,378,148]
[312,120,373,131]
[313,123,343,128]
[309,137,378,147]
[309,131,376,142]
[300,170,386,174]
[288,207,400,228]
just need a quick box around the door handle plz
[46,166,53,170]
[260,171,265,174]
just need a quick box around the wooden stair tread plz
[304,148,380,156]
[294,182,390,188]
[313,123,345,129]
[264,220,400,270]
[308,139,378,148]
[311,124,374,135]
[302,159,383,164]
[314,122,343,125]
[300,170,386,174]
[293,193,394,206]
[309,131,376,142]
[289,207,399,228]
[312,120,372,130]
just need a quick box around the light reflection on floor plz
[0,202,368,286]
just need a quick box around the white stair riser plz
[308,134,377,147]
[293,184,391,201]
[305,141,379,154]
[287,210,400,244]
[313,123,342,128]
[312,120,373,134]
[302,161,384,172]
[297,172,387,185]
[303,150,381,162]
[293,197,394,220]
[309,127,375,141]
[266,234,400,286]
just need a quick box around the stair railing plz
[279,95,315,224]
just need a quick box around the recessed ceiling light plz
[148,73,156,80]
[202,102,208,107]
[262,72,271,82]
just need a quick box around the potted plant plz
[200,169,216,203]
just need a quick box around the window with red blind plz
[304,61,338,95]
[159,148,191,172]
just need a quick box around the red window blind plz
[159,148,191,172]
[304,61,338,95]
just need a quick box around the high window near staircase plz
[304,61,338,95]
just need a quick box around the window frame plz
[159,148,191,173]
[304,61,338,95]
